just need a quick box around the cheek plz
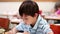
[25,19,32,24]
[26,20,31,23]
[28,19,34,23]
[24,20,31,25]
[23,19,30,24]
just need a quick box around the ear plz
[34,13,38,17]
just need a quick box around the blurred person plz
[7,0,53,34]
[51,1,60,23]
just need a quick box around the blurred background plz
[0,0,60,33]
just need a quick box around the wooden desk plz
[44,16,60,20]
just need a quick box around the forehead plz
[21,14,32,18]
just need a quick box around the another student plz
[7,0,53,34]
[51,1,60,23]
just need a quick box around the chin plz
[27,23,31,25]
[25,23,30,25]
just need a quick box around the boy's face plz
[21,14,37,25]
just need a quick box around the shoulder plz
[39,16,47,25]
[37,16,48,29]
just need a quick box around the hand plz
[5,31,13,34]
[23,32,29,34]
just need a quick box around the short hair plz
[55,1,60,11]
[19,0,39,17]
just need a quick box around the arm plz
[43,20,54,34]
[40,18,54,34]
[7,27,29,34]
[7,27,18,34]
[6,22,23,34]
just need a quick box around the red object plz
[38,10,42,15]
[50,24,60,34]
[0,18,10,30]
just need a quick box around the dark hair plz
[55,1,60,11]
[19,0,39,17]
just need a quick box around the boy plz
[8,0,53,34]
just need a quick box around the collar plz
[32,15,41,29]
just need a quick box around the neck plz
[31,15,39,27]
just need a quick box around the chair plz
[50,24,60,34]
[0,18,10,31]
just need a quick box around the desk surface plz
[11,19,23,24]
[44,15,60,20]
[54,24,60,26]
